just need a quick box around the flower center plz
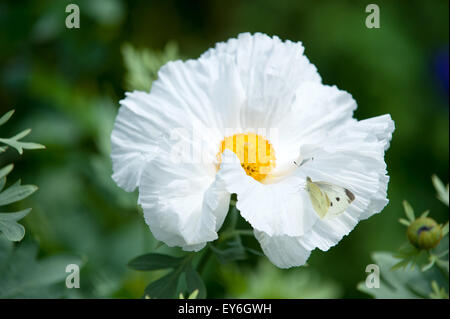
[217,133,276,182]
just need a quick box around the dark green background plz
[0,0,448,298]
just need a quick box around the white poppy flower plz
[111,33,394,268]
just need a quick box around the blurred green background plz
[0,0,448,298]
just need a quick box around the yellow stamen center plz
[217,133,276,182]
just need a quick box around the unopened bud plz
[407,217,442,250]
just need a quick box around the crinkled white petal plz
[202,32,322,129]
[218,112,393,267]
[264,115,394,268]
[271,82,358,175]
[153,54,246,132]
[297,114,395,222]
[217,83,358,237]
[139,155,230,251]
[217,150,317,237]
[111,91,164,191]
[300,115,393,249]
[253,230,311,269]
[111,52,246,192]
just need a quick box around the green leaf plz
[398,218,411,226]
[0,165,13,193]
[0,110,14,126]
[0,180,38,206]
[433,236,449,273]
[402,200,415,221]
[435,258,449,274]
[0,209,31,241]
[144,270,181,299]
[421,255,436,272]
[0,178,5,192]
[11,128,32,140]
[430,281,449,299]
[0,164,13,180]
[420,210,430,218]
[432,175,449,207]
[188,289,199,299]
[442,222,449,237]
[122,42,179,91]
[357,252,446,299]
[0,236,82,298]
[185,264,207,299]
[392,246,427,270]
[0,137,45,155]
[128,253,183,271]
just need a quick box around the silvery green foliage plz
[358,176,449,299]
[432,174,449,207]
[0,235,82,298]
[357,251,445,299]
[0,111,45,155]
[0,110,44,241]
[122,42,179,91]
[0,110,83,298]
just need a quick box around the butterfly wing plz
[314,181,355,218]
[306,177,355,219]
[306,177,331,219]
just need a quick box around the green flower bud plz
[407,217,443,250]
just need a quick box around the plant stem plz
[196,245,213,275]
[218,229,254,243]
[228,205,238,230]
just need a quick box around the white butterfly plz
[306,176,355,219]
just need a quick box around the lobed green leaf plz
[128,253,183,271]
[432,175,449,207]
[0,110,15,126]
[0,137,45,155]
[0,180,38,206]
[185,264,207,299]
[0,209,32,241]
[0,164,13,180]
[402,200,415,222]
[144,271,181,299]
